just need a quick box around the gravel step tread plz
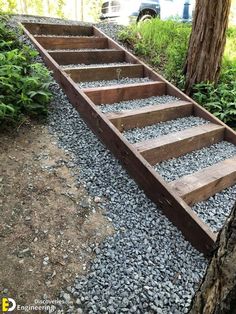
[192,184,236,233]
[154,141,236,233]
[99,95,179,113]
[35,35,98,38]
[61,62,133,69]
[78,77,152,89]
[123,116,209,144]
[154,141,236,182]
[48,48,118,52]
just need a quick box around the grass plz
[118,19,191,87]
[118,19,236,127]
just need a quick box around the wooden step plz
[106,101,193,131]
[64,64,144,82]
[84,82,166,105]
[22,22,94,36]
[169,156,236,205]
[49,49,125,65]
[134,123,225,165]
[34,35,108,50]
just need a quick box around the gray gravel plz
[155,141,236,233]
[99,95,178,113]
[154,141,236,182]
[61,62,133,69]
[124,116,209,144]
[48,48,118,52]
[192,185,236,232]
[96,22,126,43]
[78,77,152,89]
[47,81,207,314]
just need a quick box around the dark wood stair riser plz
[134,124,225,165]
[106,101,193,131]
[84,82,166,105]
[170,157,236,206]
[35,36,108,50]
[23,22,94,36]
[49,50,125,65]
[64,64,144,82]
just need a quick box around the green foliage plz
[118,19,191,85]
[0,19,52,126]
[119,20,236,127]
[193,66,236,126]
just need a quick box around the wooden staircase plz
[21,22,236,255]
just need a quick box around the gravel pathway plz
[10,15,236,314]
[78,77,152,88]
[192,185,236,232]
[99,95,178,113]
[48,82,207,314]
[124,116,209,144]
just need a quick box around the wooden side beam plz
[169,157,236,205]
[48,49,125,65]
[84,82,166,105]
[22,22,94,36]
[64,64,144,82]
[34,36,108,50]
[106,101,193,131]
[134,124,225,165]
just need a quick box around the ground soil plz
[0,121,114,311]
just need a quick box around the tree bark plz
[189,202,236,314]
[184,0,231,95]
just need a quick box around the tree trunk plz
[189,202,236,314]
[184,0,231,95]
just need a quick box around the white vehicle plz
[100,0,195,25]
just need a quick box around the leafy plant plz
[193,79,236,126]
[0,17,52,126]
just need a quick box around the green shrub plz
[0,17,52,126]
[193,65,236,126]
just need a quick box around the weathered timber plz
[106,101,193,131]
[84,82,166,105]
[64,64,144,82]
[34,35,108,50]
[22,22,94,36]
[134,124,225,165]
[169,157,236,206]
[48,49,125,65]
